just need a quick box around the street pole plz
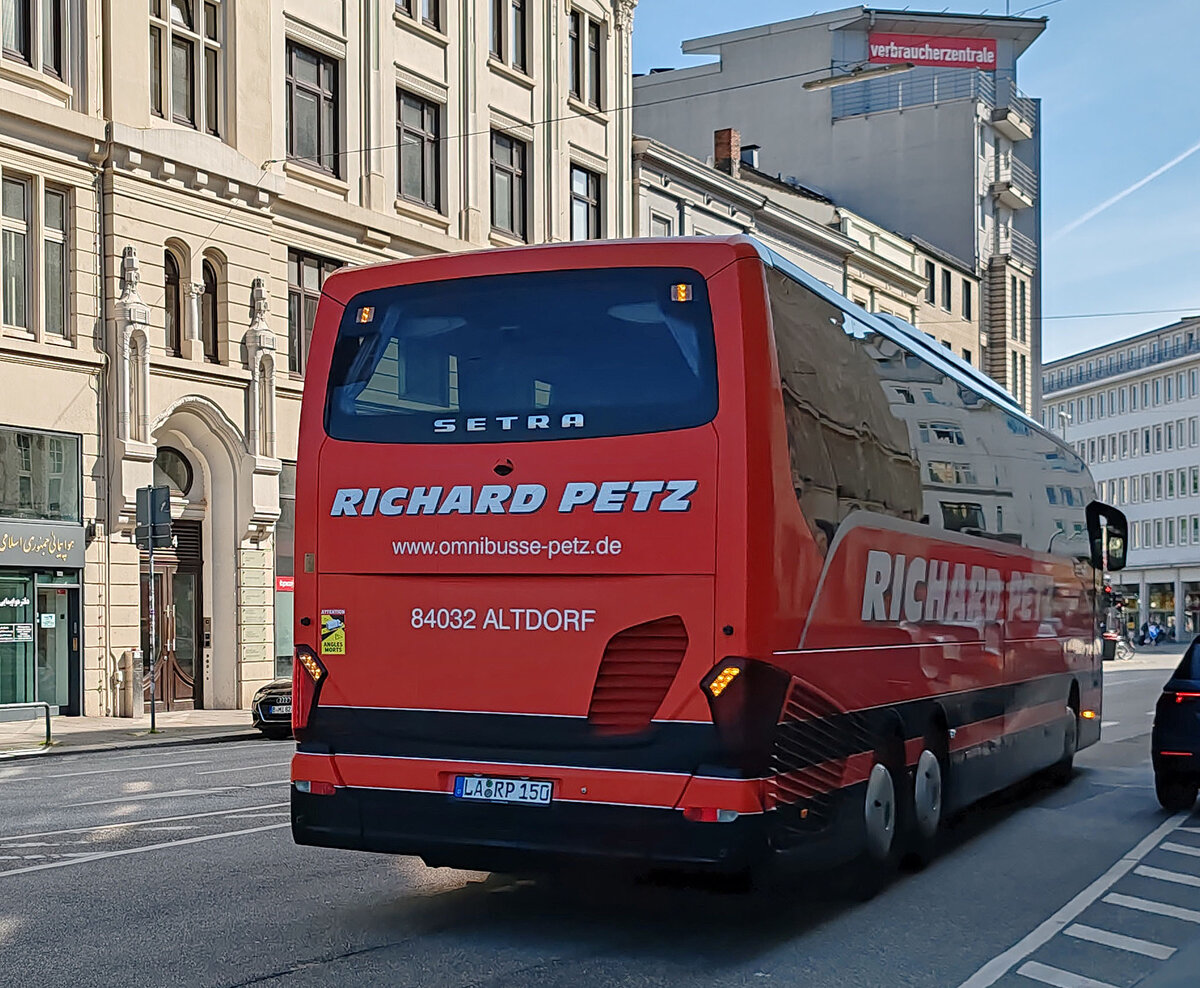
[148,537,157,733]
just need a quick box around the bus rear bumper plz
[291,782,866,875]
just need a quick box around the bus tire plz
[1045,690,1079,788]
[906,729,948,869]
[847,744,906,900]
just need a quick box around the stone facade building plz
[0,0,636,716]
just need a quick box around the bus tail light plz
[295,780,336,796]
[682,807,739,823]
[293,644,327,739]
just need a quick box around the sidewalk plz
[0,707,263,759]
[1104,640,1189,673]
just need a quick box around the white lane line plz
[0,803,288,842]
[196,762,291,776]
[1062,923,1175,960]
[72,779,285,806]
[957,811,1189,988]
[1015,961,1117,988]
[1179,827,1200,835]
[0,823,288,879]
[1100,722,1119,729]
[1104,892,1200,924]
[1160,841,1200,858]
[11,759,214,781]
[1134,865,1200,888]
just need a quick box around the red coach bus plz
[290,236,1127,880]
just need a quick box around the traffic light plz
[1102,585,1124,609]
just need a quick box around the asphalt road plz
[3,666,1198,988]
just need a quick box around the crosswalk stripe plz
[1062,923,1175,960]
[1134,865,1200,888]
[1015,961,1118,988]
[1160,841,1200,858]
[1104,892,1200,925]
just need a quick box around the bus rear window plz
[323,267,718,444]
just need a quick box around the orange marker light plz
[357,306,375,323]
[1081,709,1097,720]
[707,666,741,698]
[670,284,693,303]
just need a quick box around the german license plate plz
[268,704,291,715]
[453,775,552,806]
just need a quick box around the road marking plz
[1062,923,1175,959]
[0,803,288,842]
[957,811,1189,987]
[1134,865,1200,888]
[1015,961,1117,988]
[8,759,214,782]
[1104,892,1200,924]
[196,762,291,776]
[1100,722,1118,728]
[71,779,285,806]
[1179,826,1200,834]
[1160,841,1200,858]
[0,823,289,879]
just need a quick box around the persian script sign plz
[0,522,86,567]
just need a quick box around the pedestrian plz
[1149,620,1162,646]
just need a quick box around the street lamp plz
[802,61,916,92]
[1057,408,1072,439]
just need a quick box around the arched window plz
[201,259,218,362]
[154,446,193,496]
[164,251,182,356]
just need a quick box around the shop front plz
[1115,584,1140,637]
[1186,583,1200,637]
[0,427,86,715]
[1147,583,1176,640]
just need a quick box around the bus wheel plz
[907,742,946,868]
[846,755,903,899]
[1045,695,1079,788]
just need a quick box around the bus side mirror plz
[1086,502,1128,572]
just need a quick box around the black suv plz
[1152,637,1200,811]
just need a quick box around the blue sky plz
[632,1,1200,361]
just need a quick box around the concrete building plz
[1042,318,1200,639]
[632,5,1043,412]
[0,0,637,716]
[634,128,988,361]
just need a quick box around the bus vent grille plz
[768,681,871,838]
[587,616,688,735]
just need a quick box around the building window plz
[490,131,526,240]
[569,165,601,241]
[1,177,29,330]
[40,188,66,337]
[163,250,182,355]
[940,268,951,312]
[587,18,601,108]
[962,278,971,320]
[1010,275,1018,340]
[421,0,439,30]
[1019,280,1027,343]
[962,348,972,365]
[398,90,440,210]
[489,0,503,56]
[510,0,526,72]
[285,42,339,176]
[650,213,672,237]
[0,427,80,522]
[287,249,339,374]
[201,258,218,363]
[149,0,221,135]
[567,10,580,97]
[924,260,934,304]
[1012,352,1018,400]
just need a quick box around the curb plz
[0,729,268,762]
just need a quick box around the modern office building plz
[633,5,1044,412]
[1042,318,1200,638]
[0,0,637,716]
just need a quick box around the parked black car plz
[251,677,293,740]
[1151,637,1200,811]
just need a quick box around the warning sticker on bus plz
[320,609,346,655]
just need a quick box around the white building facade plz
[633,6,1043,413]
[0,0,636,717]
[1042,318,1200,639]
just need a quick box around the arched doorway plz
[142,446,203,710]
